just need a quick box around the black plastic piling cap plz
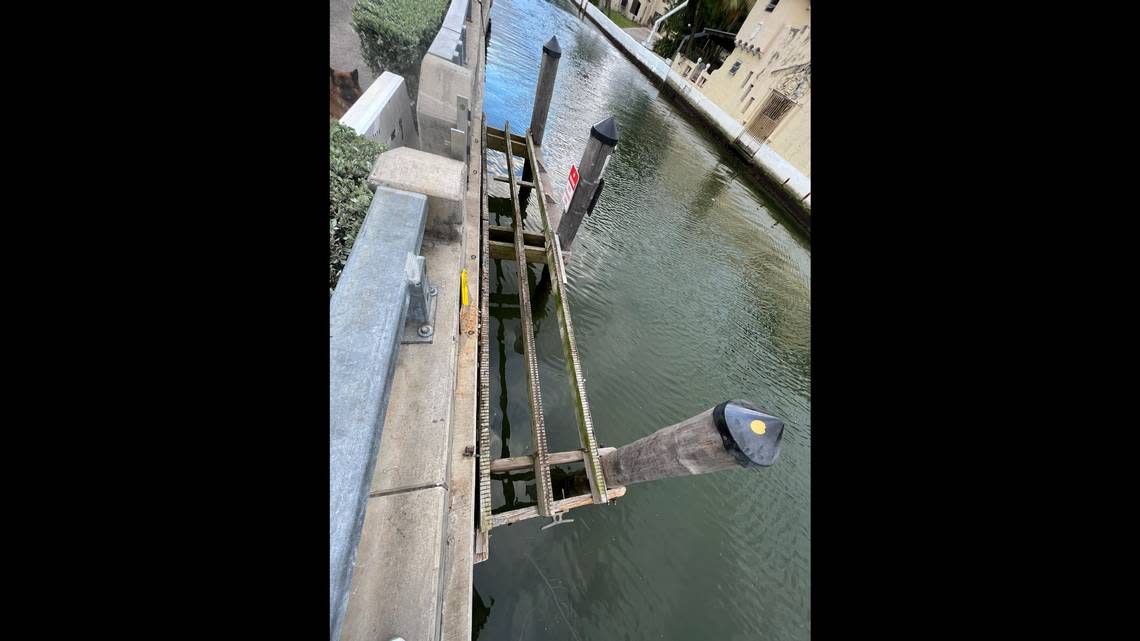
[590,116,620,146]
[543,36,562,59]
[713,400,784,468]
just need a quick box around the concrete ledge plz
[417,54,474,157]
[330,186,429,640]
[340,71,420,150]
[370,239,460,495]
[580,1,671,81]
[341,487,448,641]
[368,146,466,240]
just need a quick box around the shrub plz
[330,120,387,293]
[351,0,451,98]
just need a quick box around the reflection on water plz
[476,1,810,639]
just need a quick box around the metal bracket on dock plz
[401,253,439,344]
[540,512,574,530]
[451,95,471,162]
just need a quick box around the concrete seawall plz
[575,0,811,236]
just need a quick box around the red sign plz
[561,165,580,210]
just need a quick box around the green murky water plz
[477,1,810,639]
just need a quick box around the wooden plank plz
[489,239,545,263]
[489,225,545,246]
[493,175,535,188]
[486,125,528,147]
[490,447,615,474]
[486,131,530,160]
[491,486,627,528]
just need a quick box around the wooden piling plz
[558,116,618,249]
[521,36,562,203]
[600,401,784,487]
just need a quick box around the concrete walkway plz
[623,26,651,44]
[331,0,378,91]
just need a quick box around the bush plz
[330,120,387,292]
[351,0,451,98]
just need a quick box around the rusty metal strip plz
[503,121,555,518]
[478,112,493,538]
[524,130,609,505]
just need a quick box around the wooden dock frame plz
[475,123,616,558]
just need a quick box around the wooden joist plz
[493,175,535,188]
[490,447,616,474]
[489,225,545,247]
[489,239,545,263]
[485,127,530,160]
[491,486,627,528]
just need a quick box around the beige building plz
[614,0,672,27]
[670,0,810,175]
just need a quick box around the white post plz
[644,0,689,48]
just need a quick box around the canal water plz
[476,1,810,639]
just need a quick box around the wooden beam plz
[490,447,615,473]
[486,125,528,147]
[491,485,627,528]
[489,239,545,263]
[489,225,545,247]
[486,130,530,160]
[493,175,535,188]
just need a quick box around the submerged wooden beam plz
[491,486,627,528]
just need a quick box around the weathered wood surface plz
[489,225,545,246]
[489,239,545,263]
[490,447,616,474]
[600,407,740,486]
[493,175,535,188]
[485,128,530,160]
[525,130,609,505]
[503,121,555,518]
[491,485,627,528]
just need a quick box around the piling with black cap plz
[600,401,784,487]
[530,36,561,148]
[521,36,562,204]
[557,116,619,249]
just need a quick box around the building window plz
[745,97,756,113]
[685,65,692,76]
[741,70,753,88]
[765,0,780,12]
[741,84,754,102]
[729,61,742,76]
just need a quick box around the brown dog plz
[330,68,363,119]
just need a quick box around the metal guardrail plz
[329,186,437,641]
[428,0,472,66]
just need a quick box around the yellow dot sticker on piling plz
[750,419,767,435]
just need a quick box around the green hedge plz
[352,0,451,98]
[330,120,387,293]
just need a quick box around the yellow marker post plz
[460,269,470,306]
